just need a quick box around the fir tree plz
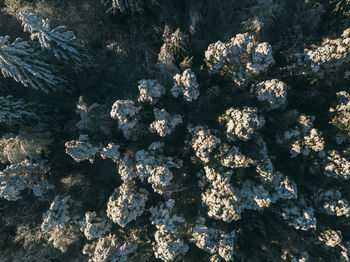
[19,12,91,72]
[0,36,62,92]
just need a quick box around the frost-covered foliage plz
[107,0,144,14]
[65,135,120,163]
[270,172,298,201]
[331,0,350,16]
[79,211,112,240]
[44,225,81,253]
[41,195,81,252]
[171,69,200,102]
[254,137,275,182]
[0,160,53,201]
[83,234,137,262]
[149,108,182,137]
[319,230,342,248]
[242,0,284,35]
[157,26,188,70]
[200,164,297,223]
[216,143,254,169]
[190,217,235,261]
[150,199,189,261]
[281,204,317,231]
[253,79,287,109]
[315,190,350,217]
[106,180,148,227]
[19,12,90,71]
[218,106,265,141]
[118,154,138,181]
[134,142,181,195]
[189,126,221,163]
[298,128,325,156]
[317,229,350,261]
[292,28,350,77]
[324,150,350,179]
[205,33,275,87]
[281,250,310,262]
[0,36,61,92]
[277,114,325,158]
[41,195,71,231]
[201,166,242,222]
[330,91,350,135]
[198,140,297,223]
[202,166,297,222]
[75,96,112,134]
[0,96,36,124]
[110,99,141,140]
[137,79,165,104]
[65,135,99,163]
[0,133,51,164]
[239,181,272,210]
[100,143,120,162]
[4,2,350,261]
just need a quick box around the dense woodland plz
[1,0,350,261]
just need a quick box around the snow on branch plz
[0,160,53,201]
[0,96,36,124]
[0,36,63,92]
[19,12,91,71]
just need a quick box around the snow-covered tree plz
[41,195,72,232]
[330,91,350,136]
[218,106,265,141]
[110,99,141,140]
[79,211,112,240]
[106,181,148,227]
[99,143,120,163]
[65,135,100,163]
[252,79,288,109]
[190,217,235,261]
[0,36,62,92]
[41,195,81,252]
[157,26,188,71]
[171,69,200,102]
[314,190,350,217]
[292,27,350,77]
[75,96,112,135]
[0,133,52,164]
[0,96,36,125]
[19,12,90,71]
[65,135,120,163]
[277,114,325,158]
[201,166,243,222]
[83,234,137,262]
[189,125,221,163]
[137,79,166,104]
[216,143,254,169]
[318,230,342,248]
[150,199,189,261]
[324,150,350,180]
[270,172,298,201]
[134,142,182,195]
[281,204,317,231]
[0,160,53,201]
[205,33,275,87]
[107,0,144,14]
[149,108,183,137]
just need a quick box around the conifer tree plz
[19,12,91,71]
[0,36,61,92]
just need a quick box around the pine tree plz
[0,36,62,92]
[19,12,91,71]
[0,96,36,125]
[107,0,144,14]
